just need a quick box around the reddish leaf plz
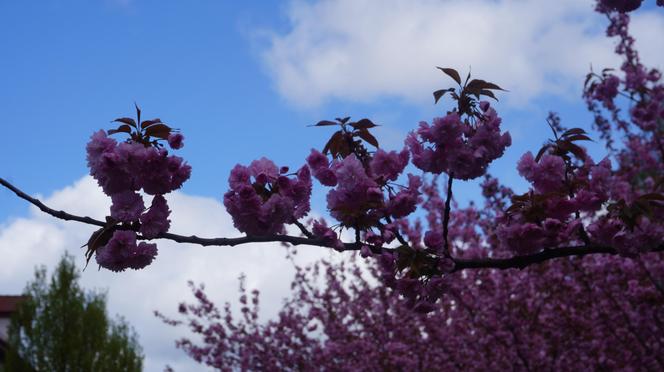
[465,79,485,90]
[535,144,552,162]
[433,90,446,104]
[480,89,498,101]
[141,118,163,129]
[336,117,351,124]
[107,124,132,135]
[436,67,461,85]
[566,134,593,142]
[135,103,142,124]
[562,128,587,137]
[351,119,378,130]
[481,81,506,91]
[145,123,172,140]
[466,79,506,92]
[313,120,338,127]
[113,117,137,128]
[83,224,117,266]
[323,131,344,155]
[356,129,379,148]
[567,143,586,159]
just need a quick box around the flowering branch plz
[4,176,660,273]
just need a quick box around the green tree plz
[5,253,143,372]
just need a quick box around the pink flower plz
[517,152,565,193]
[167,133,185,149]
[224,159,311,235]
[407,103,510,180]
[370,148,409,182]
[95,230,158,272]
[110,191,145,223]
[140,195,171,238]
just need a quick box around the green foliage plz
[5,253,143,372]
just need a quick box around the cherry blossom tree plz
[151,1,664,369]
[1,0,663,368]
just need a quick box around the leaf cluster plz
[433,67,506,118]
[536,127,592,163]
[108,104,176,147]
[608,193,664,231]
[312,117,380,160]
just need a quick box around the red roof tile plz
[0,296,26,314]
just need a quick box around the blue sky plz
[2,0,663,370]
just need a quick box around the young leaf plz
[313,120,338,127]
[535,144,552,162]
[135,103,142,124]
[113,117,137,128]
[83,224,117,266]
[481,81,506,91]
[567,143,586,159]
[323,130,343,155]
[145,123,172,140]
[436,67,461,85]
[350,119,377,130]
[561,128,587,137]
[141,119,163,129]
[356,129,379,148]
[566,134,593,142]
[480,89,498,101]
[107,124,132,135]
[433,89,451,104]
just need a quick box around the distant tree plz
[5,254,143,372]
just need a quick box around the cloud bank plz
[0,176,333,371]
[262,0,664,108]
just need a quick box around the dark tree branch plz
[0,177,107,228]
[452,244,664,272]
[2,177,663,273]
[292,220,313,239]
[442,175,454,257]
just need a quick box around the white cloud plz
[262,0,664,108]
[0,176,336,371]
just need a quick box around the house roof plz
[0,296,26,316]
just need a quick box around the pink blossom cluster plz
[95,230,158,272]
[306,148,420,230]
[86,130,190,271]
[495,153,616,255]
[223,158,312,235]
[311,219,345,251]
[406,102,511,180]
[591,75,620,109]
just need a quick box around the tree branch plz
[442,175,454,257]
[452,244,664,272]
[2,177,662,273]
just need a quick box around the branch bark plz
[2,177,662,273]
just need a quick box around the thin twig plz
[293,220,313,239]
